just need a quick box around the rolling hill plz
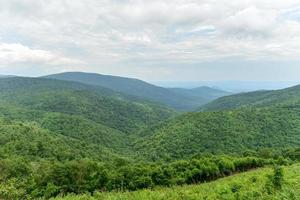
[0,77,175,134]
[44,72,229,111]
[0,102,130,154]
[0,75,14,78]
[0,117,122,162]
[0,77,176,161]
[133,84,300,161]
[0,75,299,199]
[134,105,300,160]
[200,84,300,111]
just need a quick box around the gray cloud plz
[0,0,300,80]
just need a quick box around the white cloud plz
[0,0,300,80]
[0,42,81,66]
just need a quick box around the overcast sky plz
[1,0,300,81]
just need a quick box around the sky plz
[1,0,300,82]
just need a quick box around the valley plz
[0,73,299,199]
[2,1,300,199]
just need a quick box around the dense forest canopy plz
[0,75,299,199]
[134,106,300,160]
[200,84,300,111]
[0,77,175,134]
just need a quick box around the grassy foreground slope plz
[134,106,300,160]
[53,163,300,200]
[201,84,300,111]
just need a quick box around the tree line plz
[0,154,294,199]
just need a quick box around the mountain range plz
[132,83,300,160]
[0,71,300,198]
[44,72,230,111]
[201,84,300,111]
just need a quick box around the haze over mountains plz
[155,81,300,93]
[0,76,177,163]
[44,72,230,111]
[0,75,15,78]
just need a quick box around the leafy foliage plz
[0,118,121,162]
[0,76,300,199]
[201,84,300,111]
[51,164,300,200]
[135,107,300,160]
[0,77,175,134]
[0,155,284,199]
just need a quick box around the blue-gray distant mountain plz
[0,75,15,78]
[44,72,230,111]
[169,86,230,104]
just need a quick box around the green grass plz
[52,163,300,200]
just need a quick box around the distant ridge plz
[0,77,175,134]
[200,83,300,111]
[0,74,15,78]
[135,83,300,160]
[44,72,230,111]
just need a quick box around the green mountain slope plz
[134,106,300,160]
[44,72,229,111]
[0,118,120,162]
[0,103,129,154]
[201,84,300,111]
[0,76,300,199]
[0,77,176,160]
[0,77,175,134]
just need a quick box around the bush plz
[272,166,283,190]
[0,155,284,198]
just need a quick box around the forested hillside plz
[0,118,121,162]
[0,77,176,161]
[44,72,229,111]
[0,77,175,134]
[2,0,300,198]
[0,103,130,155]
[0,76,299,199]
[134,106,300,160]
[201,84,300,111]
